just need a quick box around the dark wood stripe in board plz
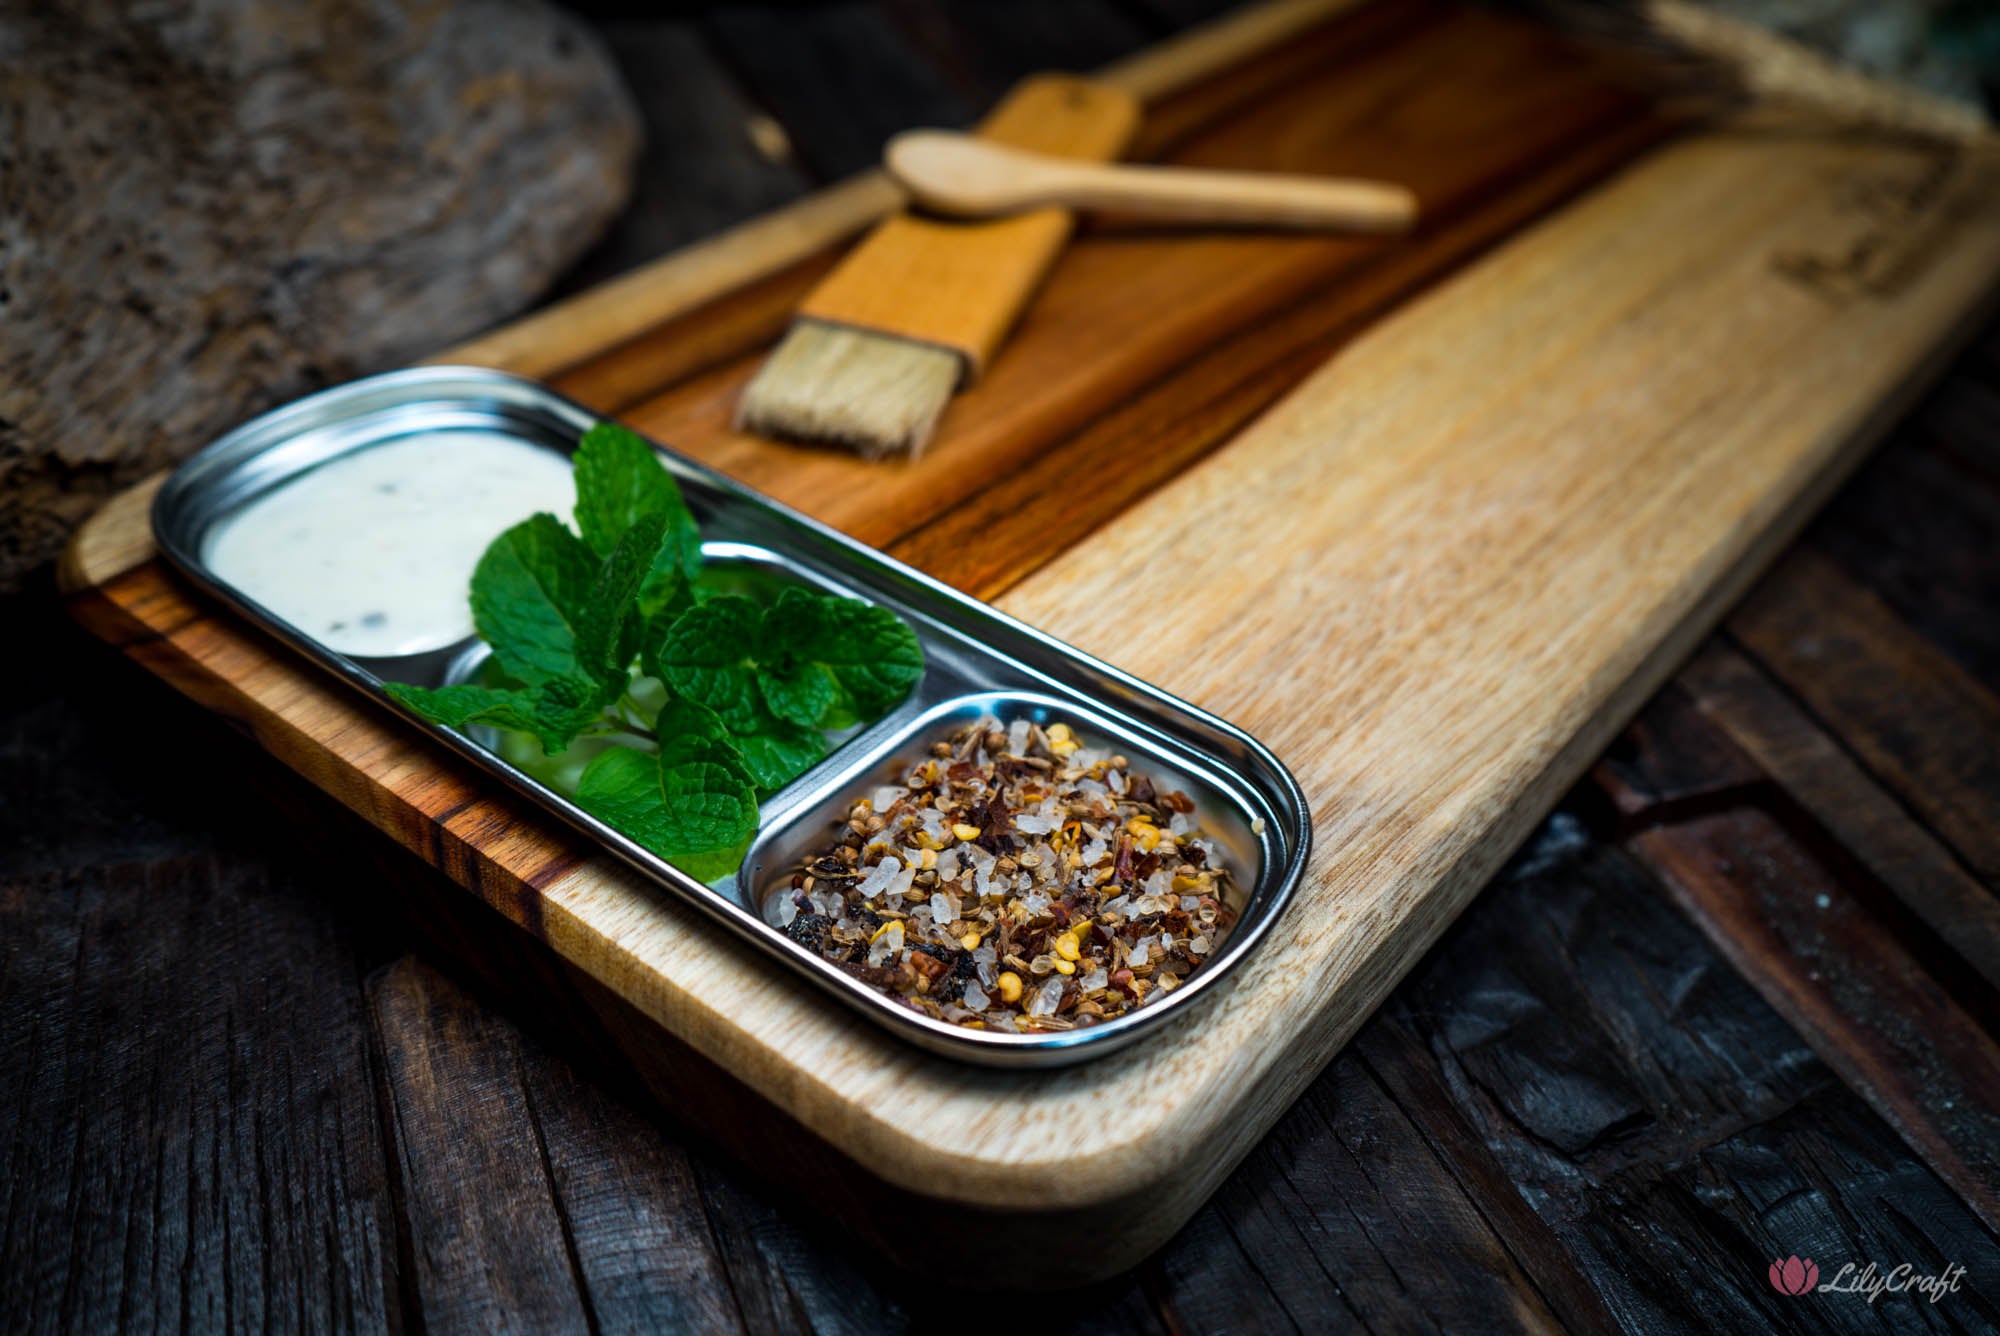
[600,5,1679,594]
[543,0,1440,415]
[886,104,1681,598]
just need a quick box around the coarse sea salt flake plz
[1029,977,1064,1017]
[866,920,903,967]
[1128,940,1150,967]
[1007,719,1030,755]
[962,980,989,1011]
[777,897,799,927]
[856,856,902,899]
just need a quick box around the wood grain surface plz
[54,0,2000,1287]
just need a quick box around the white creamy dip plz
[206,431,577,658]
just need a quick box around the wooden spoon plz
[885,130,1419,233]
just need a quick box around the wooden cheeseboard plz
[60,0,2000,1281]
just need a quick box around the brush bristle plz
[736,320,964,459]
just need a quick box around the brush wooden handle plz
[888,131,1418,232]
[795,77,1141,380]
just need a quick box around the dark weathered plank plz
[1351,1016,1628,1334]
[882,0,1155,107]
[1633,808,2000,1235]
[369,958,593,1333]
[700,2,972,180]
[0,606,416,1333]
[1384,810,2000,1332]
[1155,1054,1568,1333]
[0,617,230,878]
[369,956,756,1334]
[0,855,400,1333]
[1806,356,2000,694]
[557,21,809,295]
[515,1012,748,1333]
[1589,681,1766,828]
[1729,548,2000,885]
[1124,0,1245,29]
[1676,641,2000,992]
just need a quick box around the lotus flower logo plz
[1770,1256,1820,1296]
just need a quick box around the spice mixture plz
[774,716,1241,1030]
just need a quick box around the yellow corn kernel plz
[919,847,938,870]
[961,931,982,951]
[996,971,1023,1004]
[1046,723,1073,743]
[1054,934,1081,962]
[1131,825,1161,853]
[1053,957,1075,976]
[1050,738,1080,757]
[952,822,982,842]
[1171,875,1201,893]
[869,919,900,944]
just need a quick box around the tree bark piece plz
[0,0,640,587]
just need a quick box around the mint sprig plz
[652,585,923,732]
[383,418,925,882]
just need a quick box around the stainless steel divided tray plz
[152,366,1310,1066]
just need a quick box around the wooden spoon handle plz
[1045,159,1418,232]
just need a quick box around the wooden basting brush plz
[736,75,1143,460]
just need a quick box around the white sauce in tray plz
[206,431,577,658]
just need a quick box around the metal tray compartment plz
[151,366,1310,1066]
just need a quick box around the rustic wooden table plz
[6,2,1999,1331]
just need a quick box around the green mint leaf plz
[770,587,924,720]
[755,659,838,729]
[385,677,607,755]
[575,511,667,684]
[731,714,827,794]
[818,600,924,717]
[653,694,732,746]
[574,739,758,879]
[652,595,765,732]
[469,513,596,686]
[572,422,702,588]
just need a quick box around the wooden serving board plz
[59,0,2000,1282]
